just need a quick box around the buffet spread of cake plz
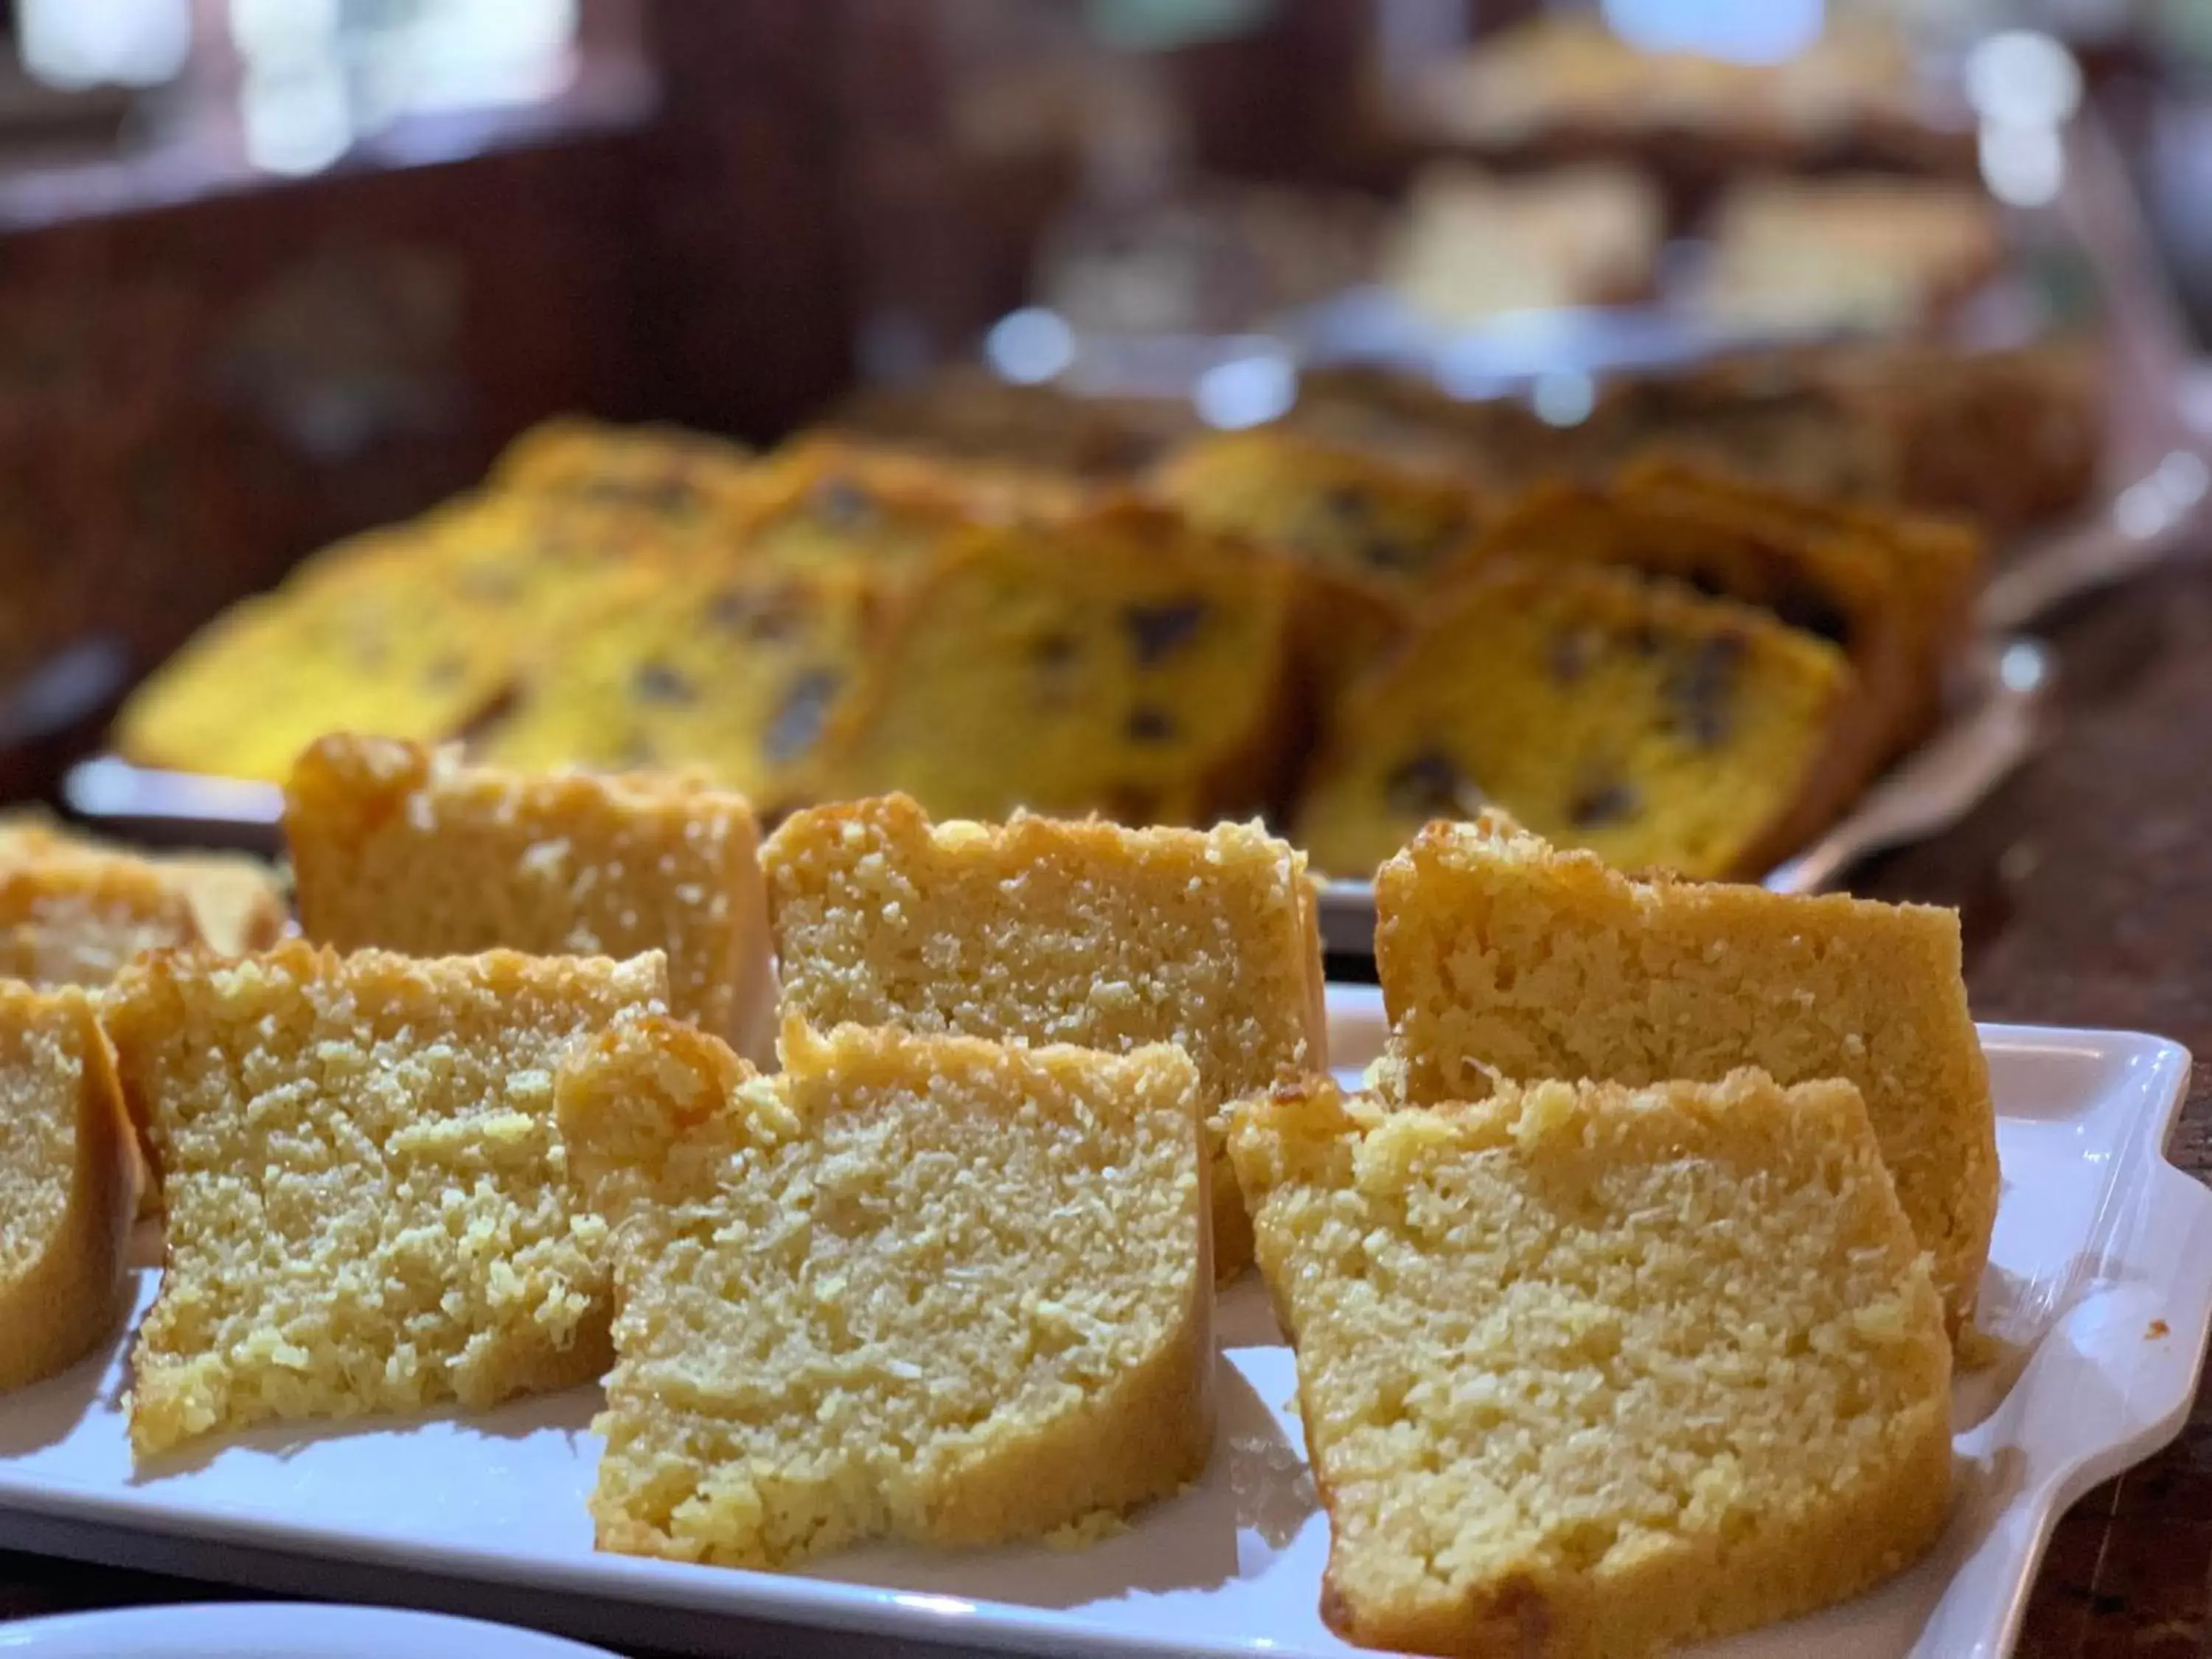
[0,717,2001,1654]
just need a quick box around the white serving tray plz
[0,987,2203,1659]
[1317,635,2051,953]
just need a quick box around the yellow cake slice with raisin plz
[815,499,1299,825]
[1374,812,1998,1330]
[1228,1070,1952,1659]
[1152,428,1484,692]
[1620,456,1983,754]
[477,561,878,813]
[558,1014,1211,1568]
[0,983,135,1393]
[286,735,772,1061]
[490,416,759,521]
[105,941,667,1457]
[762,793,1324,1281]
[1461,472,1916,796]
[1293,560,1857,880]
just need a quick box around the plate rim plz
[0,1015,2199,1659]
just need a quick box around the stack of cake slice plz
[1228,810,1994,1655]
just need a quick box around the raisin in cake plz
[287,735,772,1062]
[762,792,1324,1279]
[1293,560,1857,880]
[559,1015,1211,1567]
[1374,812,1998,1330]
[105,942,667,1456]
[1228,1070,1952,1658]
[478,561,877,812]
[1462,473,1915,797]
[815,499,1299,825]
[0,984,134,1392]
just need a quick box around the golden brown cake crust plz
[762,792,1325,1281]
[286,734,773,1062]
[0,984,134,1394]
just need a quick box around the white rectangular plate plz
[0,988,2204,1659]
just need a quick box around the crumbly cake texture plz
[104,942,668,1458]
[286,735,773,1062]
[1228,1071,1953,1659]
[761,793,1326,1281]
[0,857,206,989]
[558,1015,1211,1568]
[0,815,285,959]
[1375,813,1998,1331]
[1293,559,1856,881]
[812,500,1299,827]
[0,984,134,1394]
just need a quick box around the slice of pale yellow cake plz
[558,1014,1211,1568]
[104,940,667,1457]
[286,734,773,1062]
[0,815,285,959]
[0,983,134,1392]
[760,791,1324,1281]
[1230,1070,1953,1659]
[1374,812,1997,1332]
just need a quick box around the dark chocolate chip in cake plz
[1568,777,1641,829]
[631,661,698,705]
[1033,631,1081,669]
[1665,633,1747,748]
[764,669,841,764]
[1125,705,1177,742]
[1122,600,1207,665]
[1385,749,1486,821]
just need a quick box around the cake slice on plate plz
[1229,1069,1952,1658]
[1293,560,1857,880]
[105,940,667,1457]
[1374,811,1997,1332]
[558,1014,1211,1568]
[286,735,772,1062]
[0,983,134,1392]
[762,792,1323,1279]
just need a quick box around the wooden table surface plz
[5,554,2212,1654]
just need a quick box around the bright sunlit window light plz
[1979,122,2065,208]
[1966,31,2083,129]
[21,0,192,90]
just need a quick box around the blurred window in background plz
[0,0,642,206]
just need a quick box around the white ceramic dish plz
[0,987,2202,1659]
[0,1602,618,1658]
[1315,634,2051,953]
